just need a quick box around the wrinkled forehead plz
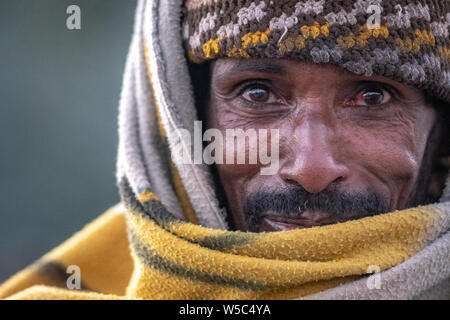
[210,57,426,101]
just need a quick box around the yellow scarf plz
[1,179,448,299]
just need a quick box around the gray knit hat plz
[182,0,450,103]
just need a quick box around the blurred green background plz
[0,0,137,282]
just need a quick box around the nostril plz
[285,178,299,185]
[333,176,345,183]
[280,165,349,194]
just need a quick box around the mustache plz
[243,184,389,230]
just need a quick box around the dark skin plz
[205,58,438,232]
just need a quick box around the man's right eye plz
[241,84,277,104]
[346,83,397,109]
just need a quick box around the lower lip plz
[260,217,309,232]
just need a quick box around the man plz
[1,0,449,299]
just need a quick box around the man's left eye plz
[349,87,392,107]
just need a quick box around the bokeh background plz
[0,0,137,282]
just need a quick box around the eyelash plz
[350,84,399,109]
[236,81,280,108]
[234,81,400,110]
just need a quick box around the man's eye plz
[241,85,277,104]
[349,87,392,107]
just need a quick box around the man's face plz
[206,58,437,232]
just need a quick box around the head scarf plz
[116,0,450,299]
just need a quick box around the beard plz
[243,184,390,232]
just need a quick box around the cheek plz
[212,128,272,180]
[339,112,431,205]
[356,135,418,182]
[208,103,280,179]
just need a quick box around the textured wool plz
[0,0,449,300]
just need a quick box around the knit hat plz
[182,0,450,103]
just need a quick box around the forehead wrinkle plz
[218,58,287,76]
[213,59,426,101]
[214,59,363,87]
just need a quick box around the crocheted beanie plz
[182,0,450,103]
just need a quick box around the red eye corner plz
[347,88,392,107]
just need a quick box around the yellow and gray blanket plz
[1,0,449,299]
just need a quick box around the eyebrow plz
[226,59,287,75]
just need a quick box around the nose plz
[279,118,349,194]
